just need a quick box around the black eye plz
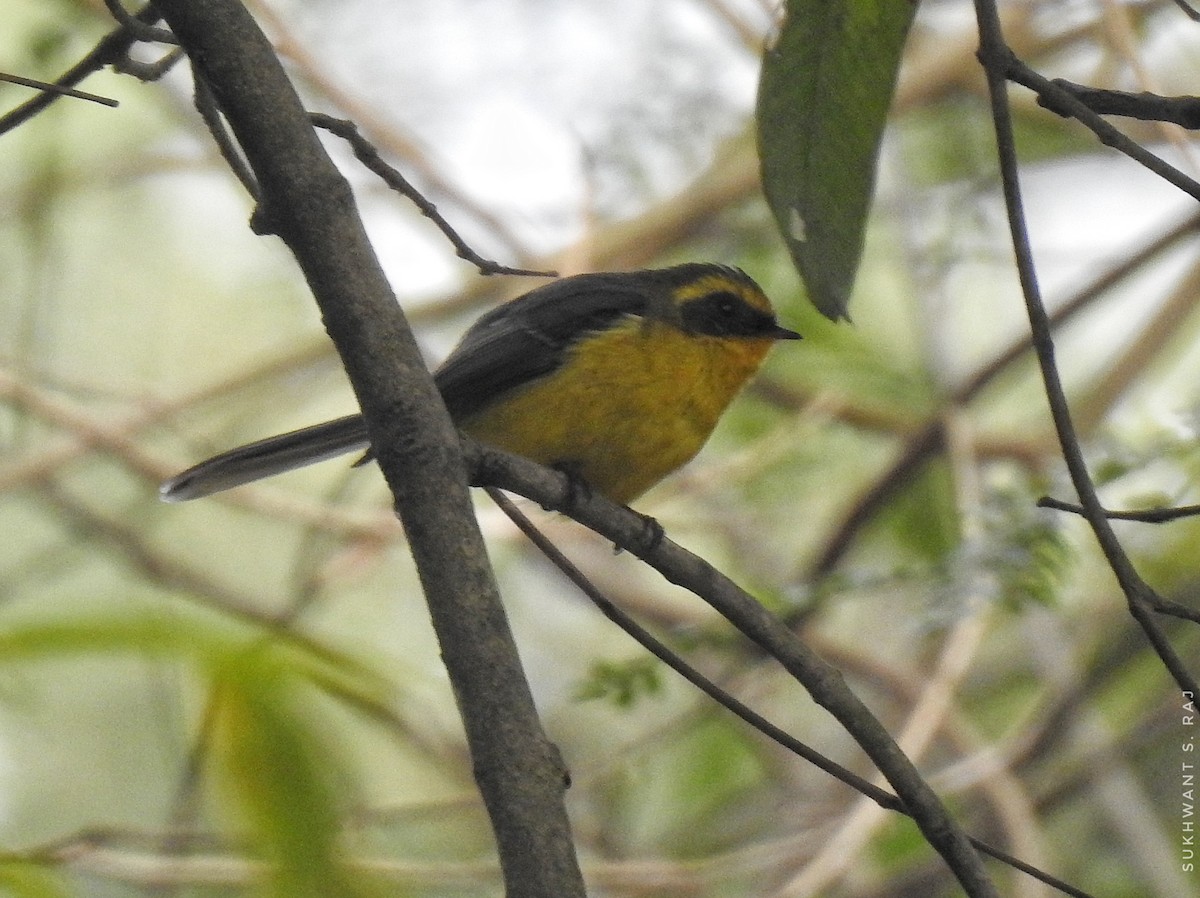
[679,290,772,337]
[712,292,739,316]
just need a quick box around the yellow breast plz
[460,318,776,503]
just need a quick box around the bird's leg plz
[630,511,665,553]
[547,460,591,512]
[547,461,663,553]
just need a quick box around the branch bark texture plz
[471,443,1001,898]
[149,2,585,895]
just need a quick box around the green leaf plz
[213,655,373,898]
[0,600,389,898]
[757,0,916,320]
[0,861,70,898]
[977,487,1072,609]
[576,657,663,707]
[0,601,395,724]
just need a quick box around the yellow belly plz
[460,319,775,503]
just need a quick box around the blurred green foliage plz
[1,1,1198,897]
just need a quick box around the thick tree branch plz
[486,488,1092,898]
[147,2,586,895]
[469,444,1001,898]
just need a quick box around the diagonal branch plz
[471,443,1001,898]
[310,113,553,277]
[486,487,1093,898]
[807,210,1200,581]
[972,0,1199,697]
[0,3,164,134]
[146,2,587,895]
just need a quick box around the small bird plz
[160,263,800,504]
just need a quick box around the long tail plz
[160,414,370,502]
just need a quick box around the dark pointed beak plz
[770,324,802,341]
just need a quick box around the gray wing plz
[435,272,650,420]
[160,273,653,501]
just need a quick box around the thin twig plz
[807,211,1200,581]
[471,445,1001,897]
[250,0,533,261]
[0,4,165,134]
[1005,55,1200,202]
[0,71,118,107]
[1038,495,1200,524]
[309,113,554,278]
[484,489,899,806]
[1042,80,1200,129]
[484,487,1093,897]
[1169,0,1200,22]
[192,73,260,202]
[973,2,1199,695]
[102,0,179,44]
[113,47,185,83]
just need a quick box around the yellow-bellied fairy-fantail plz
[160,263,799,505]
